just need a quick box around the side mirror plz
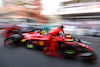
[78,39,82,43]
[76,39,82,43]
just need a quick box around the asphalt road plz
[0,36,100,67]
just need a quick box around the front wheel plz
[60,46,78,58]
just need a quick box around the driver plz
[43,25,65,56]
[49,25,64,36]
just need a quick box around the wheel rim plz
[64,50,75,54]
[5,38,16,46]
[27,44,33,49]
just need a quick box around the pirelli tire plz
[61,46,79,58]
[4,34,24,46]
[4,37,15,46]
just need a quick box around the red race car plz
[4,30,97,60]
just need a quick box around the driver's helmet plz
[59,25,64,29]
[66,33,72,38]
[40,30,46,34]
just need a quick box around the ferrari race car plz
[4,30,97,60]
[0,25,41,38]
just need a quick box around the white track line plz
[81,40,91,44]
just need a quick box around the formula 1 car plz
[4,31,97,60]
[0,24,41,38]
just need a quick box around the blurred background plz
[0,0,100,36]
[0,0,100,67]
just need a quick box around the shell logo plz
[39,41,45,46]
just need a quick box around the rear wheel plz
[4,37,17,46]
[26,44,34,49]
[33,45,44,50]
[25,44,44,50]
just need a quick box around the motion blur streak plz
[0,0,100,67]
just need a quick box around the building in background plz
[0,0,46,24]
[55,0,100,24]
[3,0,41,14]
[29,0,41,14]
[53,0,100,35]
[0,0,3,7]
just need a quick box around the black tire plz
[34,45,39,49]
[4,37,16,46]
[61,46,78,58]
[33,45,44,50]
[4,34,24,46]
